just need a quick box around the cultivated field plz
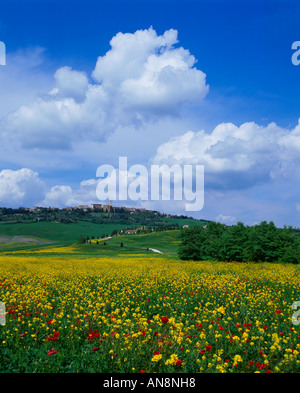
[1,251,300,373]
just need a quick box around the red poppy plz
[175,359,183,366]
[46,332,60,342]
[47,348,58,356]
[206,345,212,351]
[161,316,169,324]
[92,346,99,351]
[87,329,100,341]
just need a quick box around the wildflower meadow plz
[1,254,300,373]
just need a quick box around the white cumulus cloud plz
[0,168,45,207]
[215,214,237,224]
[42,178,100,208]
[93,27,208,115]
[1,27,209,150]
[51,66,89,102]
[152,119,300,189]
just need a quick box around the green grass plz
[0,212,209,258]
[88,230,181,258]
[0,220,183,259]
[0,221,126,242]
[0,214,206,259]
[3,231,181,259]
[0,221,130,253]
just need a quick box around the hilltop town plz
[1,202,168,215]
[32,202,152,214]
[0,203,208,231]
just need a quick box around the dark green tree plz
[77,235,86,244]
[219,222,248,262]
[178,225,207,260]
[200,222,226,260]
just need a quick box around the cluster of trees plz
[78,234,109,244]
[77,235,124,247]
[78,224,191,244]
[0,207,78,224]
[178,221,300,263]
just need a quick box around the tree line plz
[178,221,300,263]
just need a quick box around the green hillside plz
[0,206,209,255]
[0,221,129,242]
[0,219,201,256]
[0,227,182,259]
[0,221,126,253]
[87,230,181,258]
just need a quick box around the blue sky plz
[0,0,300,227]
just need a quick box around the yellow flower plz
[216,306,226,315]
[165,354,179,365]
[233,355,243,363]
[151,354,162,362]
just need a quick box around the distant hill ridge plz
[0,205,210,228]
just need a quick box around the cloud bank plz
[0,168,45,207]
[1,27,209,150]
[152,120,300,189]
[1,27,300,226]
